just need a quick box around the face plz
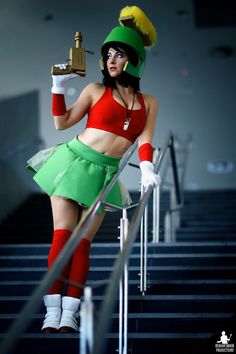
[106,47,128,77]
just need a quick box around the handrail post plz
[169,134,182,205]
[165,185,179,243]
[139,186,144,293]
[144,200,148,293]
[152,148,160,243]
[118,213,124,354]
[123,209,129,354]
[152,183,160,243]
[164,210,171,243]
[170,186,179,242]
[118,209,129,354]
[80,286,94,354]
[139,185,149,295]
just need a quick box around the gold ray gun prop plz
[51,32,94,77]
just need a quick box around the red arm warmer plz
[52,94,67,116]
[138,143,153,162]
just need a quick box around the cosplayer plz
[27,6,160,333]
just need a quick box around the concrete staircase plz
[0,190,235,354]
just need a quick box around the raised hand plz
[51,64,78,94]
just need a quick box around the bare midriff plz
[78,128,133,158]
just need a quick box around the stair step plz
[1,252,236,267]
[1,294,236,313]
[179,226,236,231]
[1,242,236,256]
[182,220,236,226]
[0,332,216,354]
[1,265,235,281]
[1,279,236,298]
[177,232,236,240]
[148,279,236,294]
[0,312,233,334]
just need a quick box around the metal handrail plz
[92,132,181,354]
[161,133,192,206]
[0,141,138,354]
[175,133,192,193]
[161,134,191,242]
[168,134,182,206]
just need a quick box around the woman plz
[27,6,160,333]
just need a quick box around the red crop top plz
[86,87,147,143]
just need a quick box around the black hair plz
[101,42,140,92]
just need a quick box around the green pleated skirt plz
[27,137,131,211]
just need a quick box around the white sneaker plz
[41,294,62,333]
[59,296,80,332]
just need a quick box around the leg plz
[48,195,80,294]
[59,208,106,332]
[42,196,80,333]
[78,208,106,242]
[51,195,80,231]
[67,209,106,298]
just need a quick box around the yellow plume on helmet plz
[119,5,157,46]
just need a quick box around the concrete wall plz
[0,91,42,222]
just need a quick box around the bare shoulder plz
[80,82,103,94]
[142,92,159,105]
[80,82,105,102]
[86,82,104,90]
[141,92,159,114]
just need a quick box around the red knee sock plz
[67,238,91,298]
[48,229,72,294]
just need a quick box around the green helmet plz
[101,26,146,79]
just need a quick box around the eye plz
[116,51,124,58]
